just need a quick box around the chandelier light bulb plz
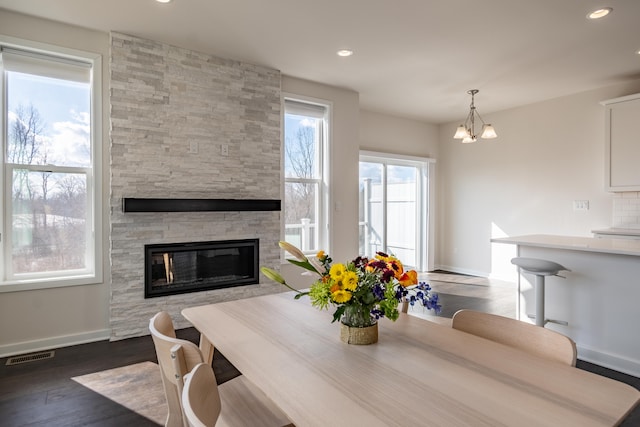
[453,125,470,139]
[481,124,498,139]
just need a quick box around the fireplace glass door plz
[145,239,258,298]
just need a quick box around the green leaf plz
[332,305,346,323]
[361,292,375,305]
[287,259,319,274]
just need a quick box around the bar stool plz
[511,257,570,327]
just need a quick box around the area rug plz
[72,361,167,425]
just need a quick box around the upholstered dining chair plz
[451,309,577,366]
[149,311,294,427]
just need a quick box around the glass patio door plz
[359,152,433,271]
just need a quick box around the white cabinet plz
[601,93,640,191]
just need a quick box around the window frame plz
[282,95,331,257]
[0,35,102,292]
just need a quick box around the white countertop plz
[491,234,640,257]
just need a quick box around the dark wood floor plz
[0,328,235,426]
[1,294,639,426]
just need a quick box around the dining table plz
[182,291,640,427]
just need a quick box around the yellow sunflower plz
[331,289,352,303]
[342,271,359,291]
[329,263,347,281]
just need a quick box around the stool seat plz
[511,257,570,276]
[511,257,570,327]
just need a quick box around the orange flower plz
[330,283,342,293]
[387,258,404,279]
[398,270,418,287]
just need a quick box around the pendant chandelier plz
[453,89,497,143]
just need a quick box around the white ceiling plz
[1,0,639,123]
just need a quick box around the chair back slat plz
[182,363,223,427]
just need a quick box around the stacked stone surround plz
[109,32,282,339]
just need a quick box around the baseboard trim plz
[577,344,640,378]
[0,329,111,358]
[433,264,489,278]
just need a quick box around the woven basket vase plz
[339,322,378,345]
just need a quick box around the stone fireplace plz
[109,32,283,339]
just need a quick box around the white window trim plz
[281,93,332,259]
[0,35,103,292]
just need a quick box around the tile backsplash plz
[612,192,640,229]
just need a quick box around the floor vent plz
[6,350,55,366]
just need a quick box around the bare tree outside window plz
[7,102,89,274]
[8,104,44,200]
[284,125,316,223]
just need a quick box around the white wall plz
[359,110,439,158]
[0,10,111,356]
[437,80,640,280]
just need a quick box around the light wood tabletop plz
[182,292,640,427]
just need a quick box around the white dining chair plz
[150,311,294,427]
[451,309,577,366]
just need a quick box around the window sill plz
[0,274,103,293]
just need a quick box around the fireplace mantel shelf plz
[122,198,281,213]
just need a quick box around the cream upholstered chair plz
[451,309,577,366]
[150,312,294,427]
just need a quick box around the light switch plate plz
[573,200,589,211]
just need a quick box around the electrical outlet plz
[221,144,229,156]
[573,200,589,211]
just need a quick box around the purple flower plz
[372,283,385,300]
[371,308,385,319]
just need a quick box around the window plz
[283,98,329,255]
[1,40,101,290]
[359,152,434,271]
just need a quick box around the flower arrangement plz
[261,242,441,328]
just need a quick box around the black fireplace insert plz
[144,239,259,298]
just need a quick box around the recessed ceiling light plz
[587,7,612,19]
[337,49,354,57]
[156,0,172,3]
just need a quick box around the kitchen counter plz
[491,234,640,256]
[492,234,640,377]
